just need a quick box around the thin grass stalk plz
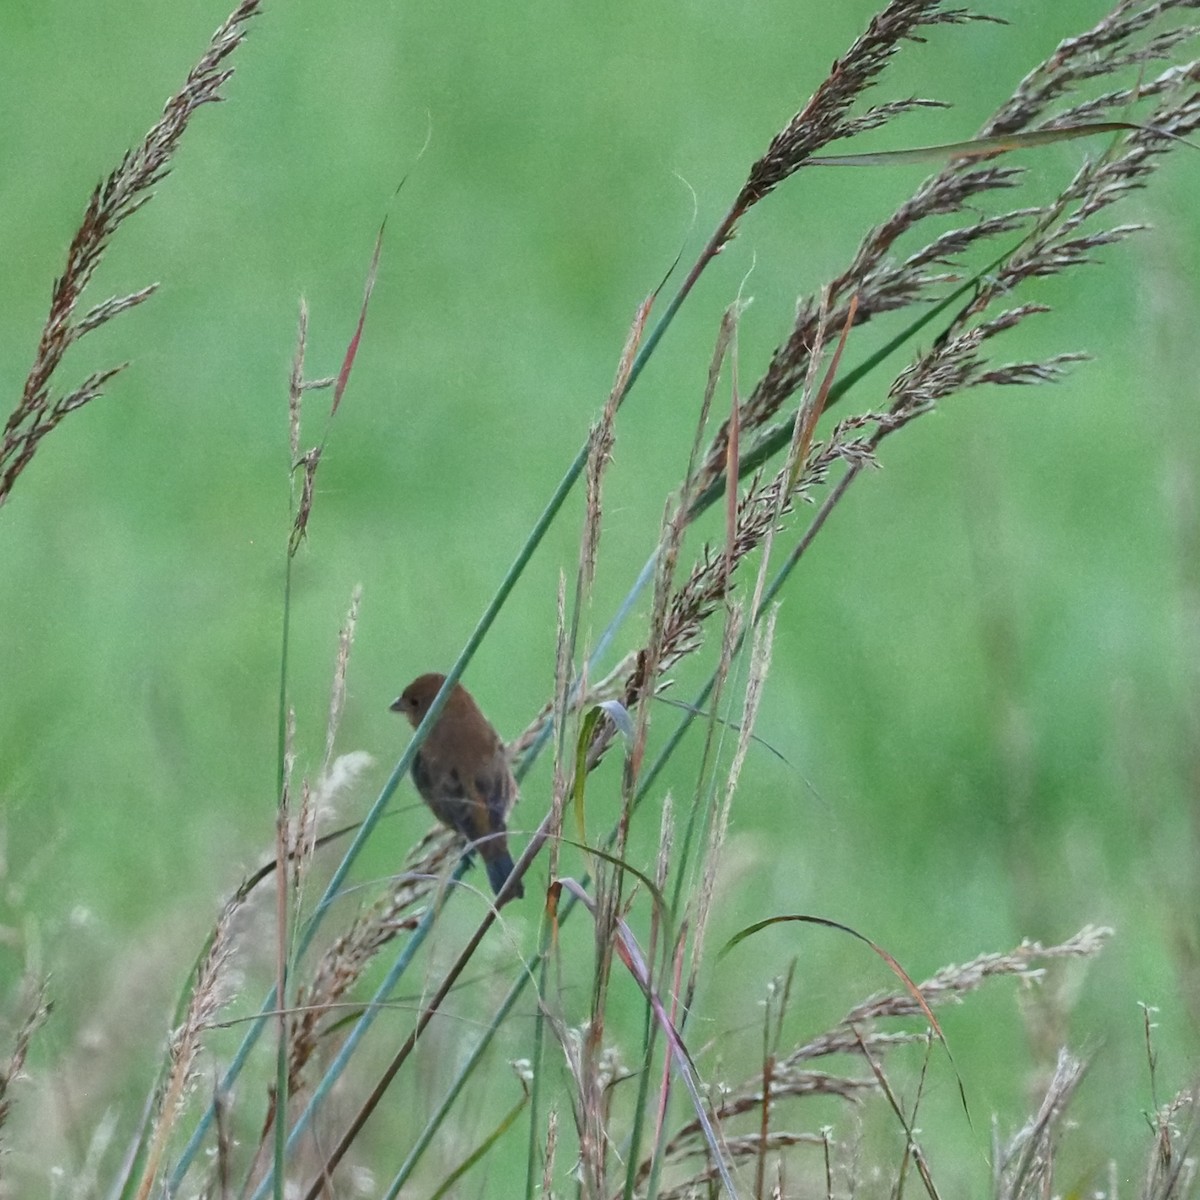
[659,306,748,920]
[421,1092,527,1200]
[264,279,357,1196]
[754,1009,773,1200]
[577,495,684,1192]
[523,928,554,1200]
[551,574,574,885]
[271,714,293,1200]
[525,585,576,1200]
[244,862,467,1200]
[561,880,742,1199]
[587,477,712,1197]
[529,602,568,1200]
[642,929,690,1200]
[663,580,744,927]
[652,931,691,1200]
[853,1028,937,1200]
[285,587,361,932]
[298,860,530,1199]
[561,306,647,1200]
[381,977,531,1200]
[679,603,744,934]
[166,986,276,1194]
[644,612,773,1198]
[691,608,775,999]
[132,902,240,1200]
[638,472,739,940]
[620,801,679,1200]
[105,1083,158,1200]
[543,1110,559,1200]
[211,1083,232,1200]
[525,306,636,1198]
[114,900,244,1200]
[752,965,799,1200]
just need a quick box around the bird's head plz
[390,672,450,728]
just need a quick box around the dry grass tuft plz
[0,978,50,1141]
[0,0,264,509]
[739,2,995,208]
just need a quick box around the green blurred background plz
[1,0,1197,1191]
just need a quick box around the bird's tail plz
[485,851,524,901]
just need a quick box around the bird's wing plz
[414,751,476,838]
[411,750,436,800]
[475,757,515,832]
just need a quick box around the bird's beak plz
[388,696,405,713]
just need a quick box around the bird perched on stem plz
[390,673,524,902]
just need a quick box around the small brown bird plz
[390,673,524,901]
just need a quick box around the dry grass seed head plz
[994,1048,1089,1200]
[1,0,264,508]
[1142,1084,1200,1200]
[740,1,993,206]
[697,6,1200,512]
[287,829,454,1092]
[0,978,50,1136]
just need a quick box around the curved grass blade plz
[718,913,970,1126]
[561,878,742,1199]
[806,121,1146,167]
[573,701,634,847]
[404,1092,528,1200]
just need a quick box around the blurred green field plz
[1,0,1198,1193]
